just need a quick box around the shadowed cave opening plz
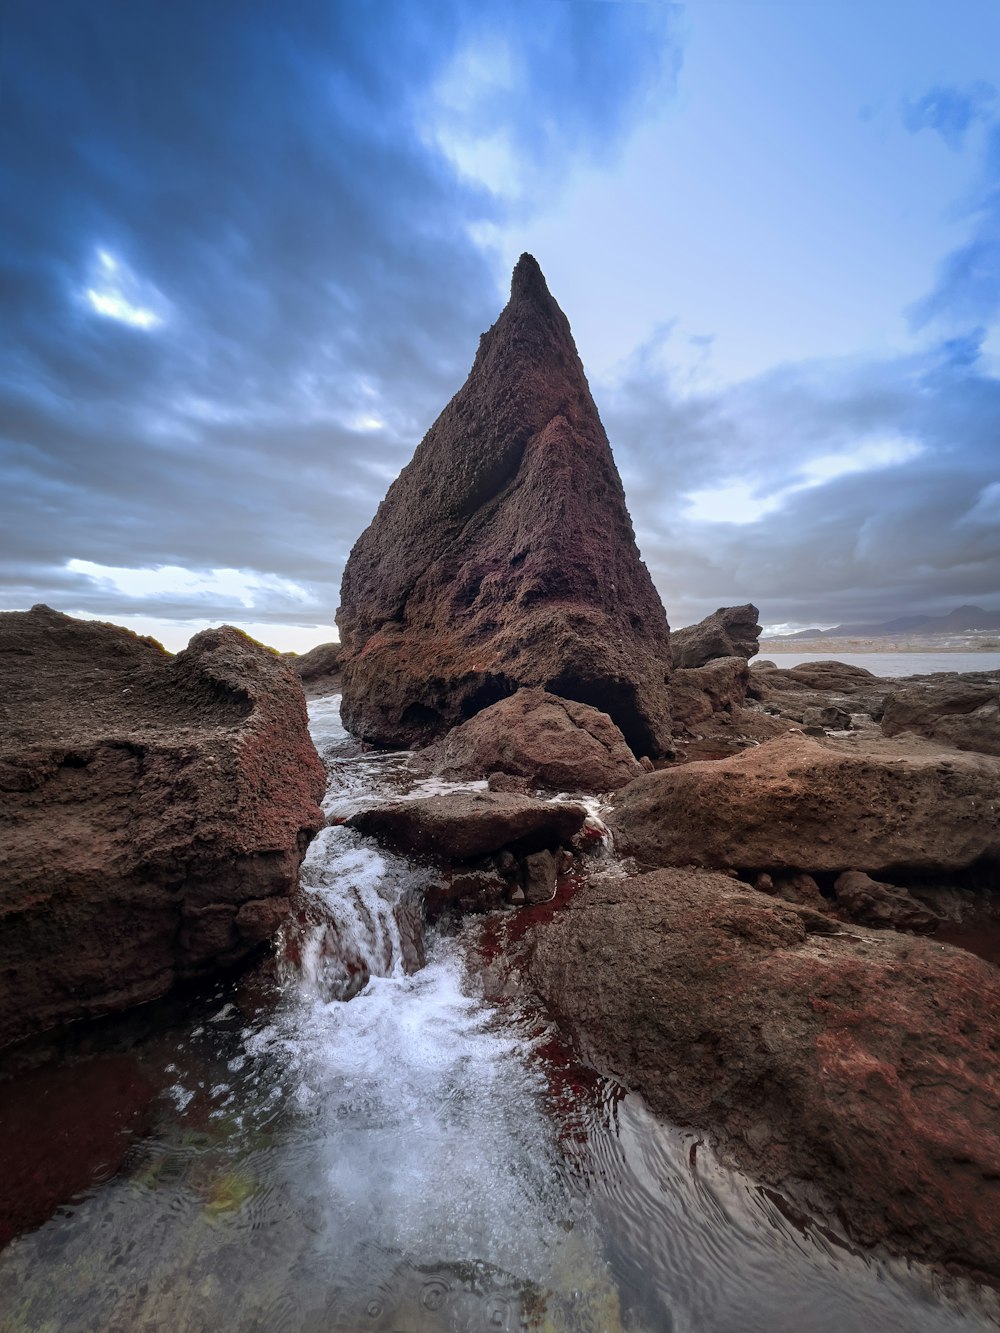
[544,671,656,759]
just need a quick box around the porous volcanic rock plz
[525,869,1000,1280]
[436,687,640,791]
[336,255,672,757]
[347,790,586,861]
[608,731,1000,876]
[670,656,750,732]
[833,870,940,931]
[670,604,761,669]
[881,679,1000,756]
[0,606,326,1049]
[287,640,342,699]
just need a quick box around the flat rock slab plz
[348,791,586,861]
[526,868,1000,1281]
[609,731,1000,876]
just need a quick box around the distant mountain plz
[774,605,1000,640]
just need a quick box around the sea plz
[759,651,1000,677]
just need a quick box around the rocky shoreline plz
[3,256,999,1296]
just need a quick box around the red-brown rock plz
[347,790,586,861]
[336,255,673,757]
[881,679,1000,756]
[436,687,640,791]
[669,656,750,732]
[287,640,342,699]
[670,604,761,669]
[525,868,1000,1279]
[608,731,1000,876]
[0,606,326,1049]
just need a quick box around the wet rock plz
[437,687,640,792]
[670,604,761,669]
[523,849,558,904]
[448,868,509,913]
[286,640,342,699]
[525,868,1000,1280]
[609,732,1000,877]
[833,870,940,931]
[336,254,673,757]
[348,791,587,861]
[0,606,326,1049]
[881,679,1000,756]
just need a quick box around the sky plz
[3,0,999,650]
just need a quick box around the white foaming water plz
[255,696,605,1309]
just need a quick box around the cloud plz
[599,329,1000,628]
[1,0,680,631]
[909,90,1000,329]
[903,82,995,150]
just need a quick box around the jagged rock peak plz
[336,255,673,755]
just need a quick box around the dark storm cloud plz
[0,0,678,627]
[600,330,1000,629]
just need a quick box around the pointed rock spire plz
[336,256,673,755]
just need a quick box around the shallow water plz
[759,650,1000,676]
[0,696,997,1332]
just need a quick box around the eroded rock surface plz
[882,679,1000,756]
[609,732,1000,876]
[670,604,761,669]
[525,869,1000,1280]
[348,790,586,861]
[0,606,326,1048]
[336,254,672,756]
[436,687,641,791]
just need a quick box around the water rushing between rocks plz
[0,696,997,1332]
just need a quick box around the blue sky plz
[2,0,999,648]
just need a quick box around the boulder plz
[670,656,750,732]
[336,254,673,757]
[608,732,1000,877]
[670,604,761,669]
[833,870,940,931]
[525,868,1000,1279]
[347,790,587,861]
[287,640,342,699]
[0,606,326,1049]
[436,687,640,791]
[881,679,1000,756]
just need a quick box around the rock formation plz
[881,678,999,756]
[525,868,1000,1280]
[336,254,673,756]
[435,687,641,791]
[670,603,761,669]
[609,731,1000,877]
[348,790,586,861]
[287,640,342,699]
[0,606,326,1049]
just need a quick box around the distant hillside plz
[778,605,1000,640]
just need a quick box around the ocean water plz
[758,651,1000,677]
